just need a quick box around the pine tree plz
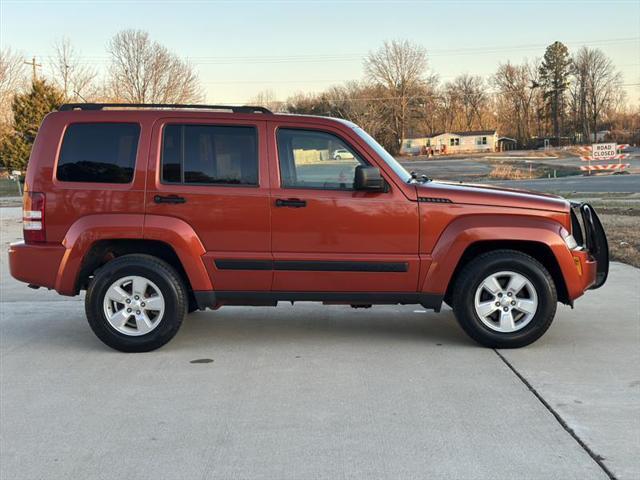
[0,80,63,171]
[539,41,572,144]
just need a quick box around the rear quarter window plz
[56,123,140,183]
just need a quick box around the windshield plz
[352,127,412,183]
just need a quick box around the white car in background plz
[332,148,354,160]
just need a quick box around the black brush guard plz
[570,202,609,289]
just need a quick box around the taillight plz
[23,192,45,243]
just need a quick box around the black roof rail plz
[58,103,273,114]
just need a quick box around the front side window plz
[277,129,366,190]
[57,123,140,183]
[162,124,258,186]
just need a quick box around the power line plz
[29,37,640,66]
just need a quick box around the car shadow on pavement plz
[170,305,473,350]
[0,302,473,354]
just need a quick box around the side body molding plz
[421,214,578,296]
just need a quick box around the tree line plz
[0,32,636,170]
[262,40,634,154]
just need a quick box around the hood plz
[417,180,570,213]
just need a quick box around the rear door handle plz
[154,195,186,204]
[275,198,306,208]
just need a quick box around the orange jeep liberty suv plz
[8,104,609,352]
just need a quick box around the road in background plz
[398,154,640,193]
[487,174,640,193]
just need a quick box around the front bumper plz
[8,241,66,290]
[570,202,609,289]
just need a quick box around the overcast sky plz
[2,0,639,104]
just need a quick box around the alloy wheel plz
[102,275,165,336]
[473,270,538,333]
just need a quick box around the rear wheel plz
[452,250,557,348]
[85,254,187,352]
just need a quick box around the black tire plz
[85,254,187,352]
[452,249,557,348]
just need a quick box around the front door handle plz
[275,198,306,208]
[154,195,186,204]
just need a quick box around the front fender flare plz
[421,214,575,295]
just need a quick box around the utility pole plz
[24,56,42,82]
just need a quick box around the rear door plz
[146,117,272,291]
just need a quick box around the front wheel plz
[85,254,187,352]
[452,250,557,348]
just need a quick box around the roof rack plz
[58,103,273,114]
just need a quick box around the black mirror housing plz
[354,165,386,192]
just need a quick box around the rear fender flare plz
[56,214,145,295]
[56,214,212,295]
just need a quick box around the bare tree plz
[493,62,539,145]
[451,74,488,130]
[107,29,203,103]
[0,48,27,128]
[572,47,622,142]
[364,40,428,152]
[413,76,441,136]
[249,89,285,112]
[325,81,395,146]
[437,82,460,132]
[49,37,99,101]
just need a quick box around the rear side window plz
[161,124,258,186]
[57,123,140,183]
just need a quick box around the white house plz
[402,130,498,155]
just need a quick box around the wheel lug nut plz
[503,307,508,312]
[125,299,131,304]
[141,302,145,307]
[498,293,503,297]
[134,295,139,300]
[507,292,512,297]
[127,308,132,313]
[511,301,516,306]
[495,302,500,306]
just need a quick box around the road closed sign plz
[592,143,617,160]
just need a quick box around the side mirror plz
[354,165,386,192]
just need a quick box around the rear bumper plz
[8,241,66,290]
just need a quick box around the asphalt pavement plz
[399,150,640,193]
[1,206,639,479]
[489,174,640,193]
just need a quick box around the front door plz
[146,117,272,291]
[268,122,420,293]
